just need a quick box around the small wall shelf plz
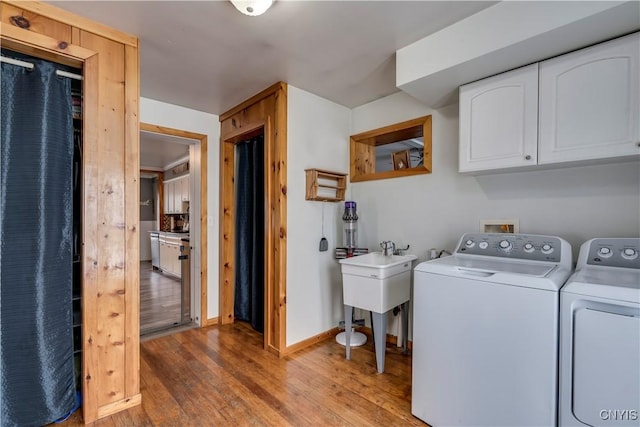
[305,169,347,202]
[350,115,432,182]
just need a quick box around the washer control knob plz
[499,240,512,251]
[523,243,535,253]
[621,248,638,260]
[479,241,489,250]
[465,239,475,248]
[598,247,613,258]
[541,244,554,254]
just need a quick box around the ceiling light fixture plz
[230,0,273,17]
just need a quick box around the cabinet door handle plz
[525,155,532,160]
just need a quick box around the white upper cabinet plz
[163,174,190,214]
[181,174,190,202]
[173,178,182,212]
[459,32,639,174]
[539,32,640,164]
[459,64,539,173]
[163,180,174,214]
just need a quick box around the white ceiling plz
[49,0,495,115]
[140,130,192,170]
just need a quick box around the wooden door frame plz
[140,123,208,327]
[220,122,269,348]
[219,82,287,356]
[0,21,141,422]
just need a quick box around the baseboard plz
[357,326,413,350]
[202,316,219,327]
[283,327,340,355]
[97,393,141,420]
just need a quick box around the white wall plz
[351,91,640,337]
[139,220,156,261]
[140,98,220,323]
[286,86,351,346]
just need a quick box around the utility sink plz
[339,252,417,313]
[339,252,417,373]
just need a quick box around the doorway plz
[233,135,266,333]
[139,123,208,335]
[218,82,288,356]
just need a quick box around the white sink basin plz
[339,252,417,313]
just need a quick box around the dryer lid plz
[562,268,640,304]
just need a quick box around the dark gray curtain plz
[1,51,76,425]
[234,135,265,333]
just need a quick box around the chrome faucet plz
[380,241,396,256]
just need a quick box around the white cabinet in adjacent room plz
[459,64,539,173]
[538,33,640,164]
[181,175,190,203]
[163,174,190,214]
[163,180,174,214]
[158,234,182,278]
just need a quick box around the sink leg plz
[402,302,409,355]
[370,311,375,353]
[344,305,352,360]
[372,312,387,373]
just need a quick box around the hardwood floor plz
[61,322,426,426]
[140,261,183,334]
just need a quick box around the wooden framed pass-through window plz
[349,115,432,182]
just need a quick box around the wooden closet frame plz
[219,83,288,356]
[140,123,209,326]
[1,2,141,422]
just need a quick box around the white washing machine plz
[559,238,640,427]
[412,233,573,426]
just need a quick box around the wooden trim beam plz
[81,52,100,425]
[3,1,138,46]
[219,82,287,122]
[0,22,92,63]
[123,42,140,401]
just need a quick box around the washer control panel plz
[456,233,563,262]
[585,238,640,269]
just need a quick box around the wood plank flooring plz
[61,322,426,426]
[140,261,182,334]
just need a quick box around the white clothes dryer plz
[559,238,640,427]
[412,233,573,426]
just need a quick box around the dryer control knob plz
[465,239,475,248]
[541,244,554,254]
[499,240,512,251]
[622,248,638,260]
[598,247,613,258]
[523,243,535,253]
[479,241,489,250]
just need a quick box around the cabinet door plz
[173,177,183,213]
[163,181,174,214]
[539,33,640,164]
[172,244,182,277]
[459,64,539,173]
[159,241,167,271]
[182,175,190,202]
